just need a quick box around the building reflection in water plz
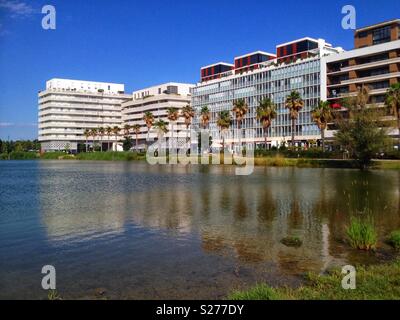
[38,162,400,273]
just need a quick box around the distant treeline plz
[0,139,40,154]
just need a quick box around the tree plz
[132,124,141,151]
[166,107,179,149]
[217,110,232,152]
[122,136,133,151]
[154,119,169,134]
[143,111,155,150]
[180,105,195,142]
[256,98,277,150]
[90,128,97,152]
[311,101,333,151]
[112,126,120,151]
[334,100,388,170]
[232,99,249,152]
[285,91,304,147]
[83,129,90,152]
[200,106,210,129]
[385,83,400,148]
[98,127,105,152]
[123,124,131,138]
[106,126,113,151]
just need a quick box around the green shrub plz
[40,152,67,159]
[388,230,400,249]
[0,151,39,160]
[346,217,378,250]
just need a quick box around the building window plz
[372,26,391,45]
[358,30,368,38]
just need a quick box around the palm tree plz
[83,129,90,152]
[180,105,195,142]
[217,110,232,152]
[232,99,249,151]
[106,126,113,152]
[311,101,333,151]
[154,119,169,134]
[285,90,304,147]
[90,128,97,152]
[98,127,105,152]
[132,124,141,151]
[385,83,400,148]
[256,98,277,150]
[200,106,211,129]
[166,107,179,149]
[112,126,120,151]
[123,124,131,137]
[143,111,155,150]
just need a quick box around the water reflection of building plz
[39,163,400,273]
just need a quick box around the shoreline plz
[2,152,400,170]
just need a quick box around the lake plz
[0,160,399,299]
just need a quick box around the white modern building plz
[38,78,131,152]
[122,82,194,149]
[191,38,343,149]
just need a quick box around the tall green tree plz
[311,101,333,151]
[132,124,141,150]
[256,98,277,150]
[217,110,232,152]
[143,111,155,150]
[200,106,211,129]
[106,126,113,151]
[166,107,179,149]
[83,129,90,152]
[232,99,249,151]
[180,105,195,142]
[385,83,400,148]
[98,127,105,152]
[112,126,120,151]
[285,91,304,147]
[334,90,388,170]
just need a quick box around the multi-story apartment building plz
[38,79,131,152]
[191,38,343,149]
[326,19,400,105]
[324,19,400,139]
[121,83,194,149]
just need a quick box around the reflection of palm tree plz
[285,91,304,147]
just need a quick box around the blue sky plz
[0,0,399,140]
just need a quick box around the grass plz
[38,151,146,161]
[229,260,400,300]
[388,230,400,249]
[346,217,378,250]
[47,290,61,300]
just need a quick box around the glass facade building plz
[191,39,341,149]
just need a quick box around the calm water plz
[0,160,399,299]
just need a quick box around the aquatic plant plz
[280,236,303,248]
[346,217,377,250]
[388,230,400,249]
